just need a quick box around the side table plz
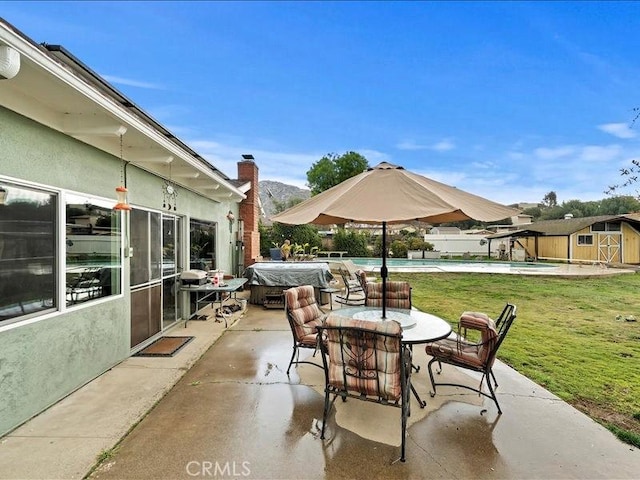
[320,287,341,310]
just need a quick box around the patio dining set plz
[282,272,517,463]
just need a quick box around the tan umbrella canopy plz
[272,162,519,318]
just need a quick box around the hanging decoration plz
[113,133,131,211]
[162,160,178,211]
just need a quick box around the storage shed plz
[487,214,640,264]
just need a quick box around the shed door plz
[598,234,621,263]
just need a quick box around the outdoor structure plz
[423,231,488,257]
[487,214,640,264]
[0,20,260,436]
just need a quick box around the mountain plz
[258,180,311,221]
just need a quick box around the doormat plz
[134,336,194,357]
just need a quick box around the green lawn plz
[391,271,640,445]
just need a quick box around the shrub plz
[333,228,369,257]
[390,239,408,258]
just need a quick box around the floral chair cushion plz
[324,314,403,401]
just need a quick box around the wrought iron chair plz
[283,285,327,375]
[318,315,412,462]
[334,267,366,306]
[425,303,517,414]
[364,281,412,310]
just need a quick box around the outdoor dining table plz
[330,305,453,407]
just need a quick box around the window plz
[190,219,217,271]
[66,194,121,306]
[577,235,594,246]
[0,182,56,323]
[591,222,621,232]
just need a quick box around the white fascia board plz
[237,181,252,194]
[0,23,243,198]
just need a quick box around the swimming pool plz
[344,257,560,275]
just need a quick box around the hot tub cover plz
[244,262,334,288]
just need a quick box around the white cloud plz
[598,123,637,139]
[534,146,576,160]
[470,160,497,169]
[579,145,622,162]
[430,139,456,152]
[358,149,390,165]
[101,74,164,90]
[396,138,455,152]
[396,140,427,151]
[182,132,639,207]
[188,139,319,188]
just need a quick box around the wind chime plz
[162,160,178,211]
[113,133,131,211]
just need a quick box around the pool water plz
[345,257,559,274]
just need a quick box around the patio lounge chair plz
[283,285,327,375]
[424,303,517,414]
[318,314,412,462]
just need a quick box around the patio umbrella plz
[271,162,519,319]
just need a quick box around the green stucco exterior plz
[0,106,237,436]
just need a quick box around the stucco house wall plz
[0,19,251,435]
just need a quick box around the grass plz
[391,271,640,445]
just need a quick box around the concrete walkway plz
[1,295,639,479]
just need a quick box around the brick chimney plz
[238,155,260,267]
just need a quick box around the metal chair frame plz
[284,286,327,375]
[318,321,412,462]
[427,303,517,414]
[334,267,366,306]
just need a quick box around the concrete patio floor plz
[1,293,639,480]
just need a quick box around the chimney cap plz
[241,154,255,160]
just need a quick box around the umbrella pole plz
[382,221,387,319]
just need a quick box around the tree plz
[259,221,322,258]
[542,191,558,208]
[272,197,304,215]
[599,195,640,215]
[306,151,369,195]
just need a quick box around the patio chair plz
[318,314,412,462]
[343,259,377,283]
[365,281,412,310]
[334,267,366,306]
[283,285,328,375]
[424,303,517,414]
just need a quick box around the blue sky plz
[4,1,640,205]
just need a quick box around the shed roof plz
[487,214,640,239]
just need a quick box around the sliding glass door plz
[130,209,183,347]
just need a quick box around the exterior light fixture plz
[226,210,235,233]
[0,186,7,206]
